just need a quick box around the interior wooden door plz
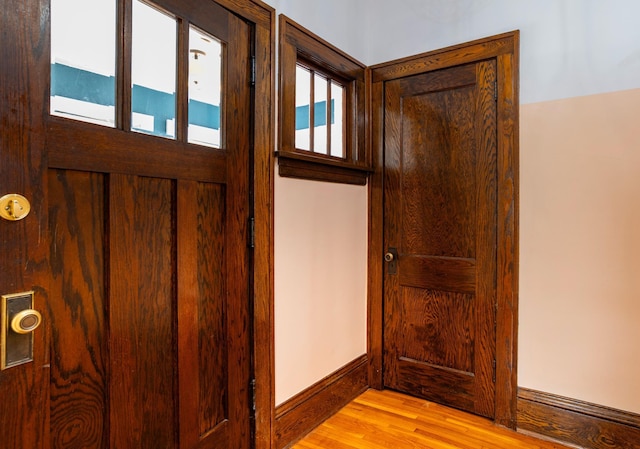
[382,60,498,418]
[0,0,254,447]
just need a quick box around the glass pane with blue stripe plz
[188,27,223,148]
[295,65,311,151]
[50,0,117,127]
[131,0,177,139]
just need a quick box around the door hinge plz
[248,217,255,248]
[250,378,257,411]
[250,56,256,86]
[492,359,496,383]
[494,80,498,102]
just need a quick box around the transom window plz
[50,0,224,148]
[278,15,370,185]
[294,62,345,158]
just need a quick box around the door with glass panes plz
[0,0,253,447]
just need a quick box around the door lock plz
[11,309,42,334]
[385,247,398,274]
[2,291,41,370]
[0,193,31,221]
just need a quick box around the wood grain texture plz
[399,289,474,374]
[369,31,519,428]
[49,170,107,449]
[196,183,228,436]
[383,59,497,419]
[400,85,477,258]
[177,180,201,449]
[223,12,253,449]
[251,12,277,449]
[370,32,515,83]
[47,120,227,184]
[108,174,176,448]
[275,355,369,449]
[399,256,476,294]
[518,388,640,449]
[293,389,569,449]
[494,45,520,429]
[366,74,384,390]
[0,0,50,447]
[177,180,231,449]
[277,156,369,185]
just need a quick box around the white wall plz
[266,0,640,413]
[362,0,640,103]
[265,0,369,61]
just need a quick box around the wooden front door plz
[0,0,254,447]
[382,60,499,418]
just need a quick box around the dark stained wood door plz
[383,60,498,418]
[0,0,254,448]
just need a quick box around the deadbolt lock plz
[0,194,31,221]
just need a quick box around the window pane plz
[131,0,176,138]
[313,73,328,155]
[330,81,345,158]
[295,65,311,151]
[50,0,116,126]
[188,27,223,148]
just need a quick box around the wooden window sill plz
[276,151,371,185]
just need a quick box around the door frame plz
[367,31,520,429]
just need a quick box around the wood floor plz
[292,389,570,449]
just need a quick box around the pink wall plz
[519,88,640,413]
[274,173,367,405]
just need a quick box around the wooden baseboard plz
[517,387,640,449]
[274,354,369,449]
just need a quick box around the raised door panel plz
[48,171,241,449]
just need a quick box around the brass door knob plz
[10,309,42,334]
[384,252,395,262]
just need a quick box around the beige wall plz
[519,88,640,413]
[274,173,367,405]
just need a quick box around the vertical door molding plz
[243,2,276,449]
[368,31,520,429]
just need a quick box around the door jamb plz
[366,31,520,429]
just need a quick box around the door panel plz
[383,61,497,418]
[48,169,240,448]
[48,170,107,449]
[108,174,177,448]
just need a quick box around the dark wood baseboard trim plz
[274,354,369,449]
[517,387,640,449]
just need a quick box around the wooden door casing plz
[368,32,519,428]
[383,60,498,418]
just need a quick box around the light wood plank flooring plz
[292,389,570,449]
